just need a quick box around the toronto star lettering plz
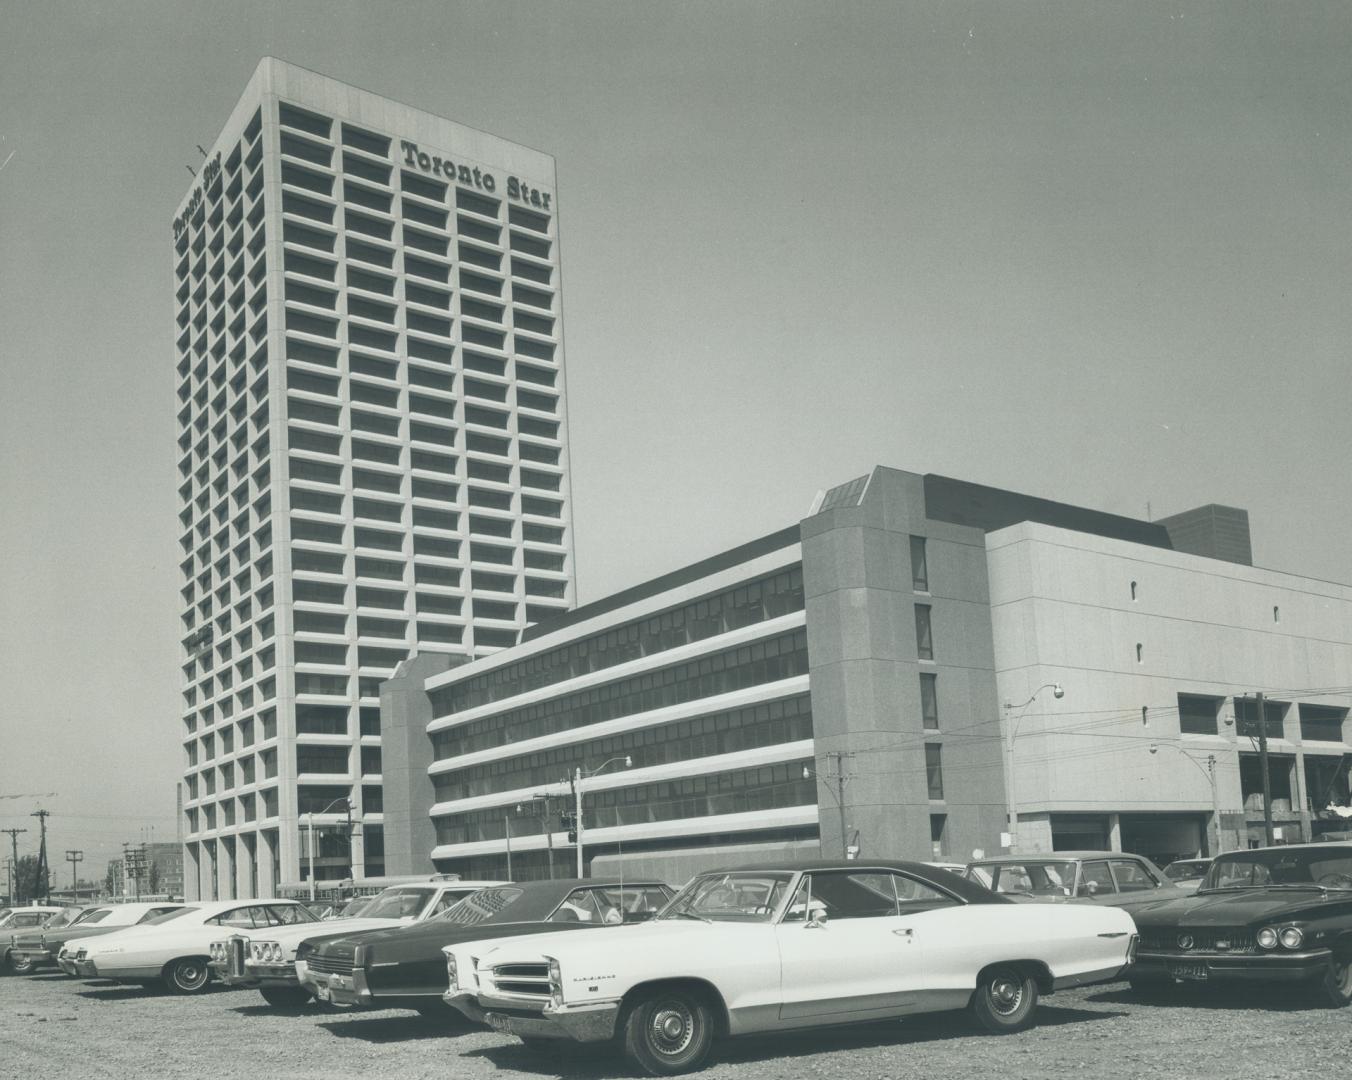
[401,140,551,211]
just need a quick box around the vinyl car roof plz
[694,860,1005,905]
[970,851,1152,863]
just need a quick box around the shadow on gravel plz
[318,1013,473,1043]
[466,1005,1126,1077]
[1089,985,1323,1013]
[73,982,236,1000]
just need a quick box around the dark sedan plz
[296,878,673,1016]
[1129,842,1352,1005]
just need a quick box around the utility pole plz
[31,809,51,903]
[822,751,855,858]
[1254,691,1274,846]
[2,829,25,903]
[65,850,83,895]
[520,795,558,879]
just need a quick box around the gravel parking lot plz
[1,973,1347,1080]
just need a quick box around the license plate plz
[487,1013,512,1034]
[1169,961,1208,981]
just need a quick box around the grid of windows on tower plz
[177,94,570,854]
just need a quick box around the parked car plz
[17,902,185,975]
[444,860,1137,1075]
[207,878,505,1007]
[299,878,674,1017]
[26,897,185,973]
[0,905,67,932]
[3,907,85,973]
[1129,842,1352,1005]
[965,852,1181,911]
[1161,858,1213,894]
[72,899,317,994]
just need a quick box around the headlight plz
[1279,927,1304,950]
[446,951,458,991]
[271,944,285,963]
[545,956,563,1008]
[1257,927,1278,950]
[210,943,220,961]
[251,942,265,961]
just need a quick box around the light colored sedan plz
[965,852,1182,912]
[74,899,318,994]
[445,860,1137,1075]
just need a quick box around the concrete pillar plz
[184,842,201,901]
[1108,813,1122,852]
[381,652,465,875]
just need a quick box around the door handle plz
[892,928,914,939]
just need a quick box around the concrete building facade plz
[989,519,1352,860]
[174,59,573,898]
[387,466,1352,879]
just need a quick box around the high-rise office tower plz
[174,59,573,899]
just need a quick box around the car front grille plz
[1138,927,1256,954]
[491,962,551,998]
[305,953,354,977]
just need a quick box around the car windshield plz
[143,907,198,925]
[968,862,1072,897]
[43,909,83,929]
[440,886,525,925]
[1164,862,1209,882]
[660,872,795,923]
[337,897,375,917]
[72,908,112,925]
[360,887,435,919]
[1201,849,1352,891]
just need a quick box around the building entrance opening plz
[1119,814,1206,865]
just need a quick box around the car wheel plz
[971,966,1039,1033]
[260,986,313,1009]
[622,988,716,1076]
[163,957,212,995]
[8,952,35,975]
[1317,957,1352,1008]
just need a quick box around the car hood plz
[221,916,406,949]
[1133,887,1352,927]
[306,917,595,964]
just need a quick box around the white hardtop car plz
[74,898,317,994]
[44,902,187,974]
[446,861,1138,1075]
[0,905,67,930]
[207,878,505,1008]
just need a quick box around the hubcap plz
[990,976,1023,1015]
[649,1002,695,1056]
[179,963,204,987]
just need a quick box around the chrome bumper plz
[444,991,619,1043]
[212,960,297,989]
[296,959,370,1005]
[73,959,99,978]
[12,947,53,964]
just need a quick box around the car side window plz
[788,871,900,921]
[1078,861,1116,897]
[893,872,962,913]
[140,907,179,923]
[431,889,473,916]
[213,905,265,929]
[267,905,306,925]
[602,886,672,921]
[549,889,603,923]
[1110,860,1158,892]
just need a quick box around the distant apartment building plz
[174,58,573,899]
[380,467,1352,881]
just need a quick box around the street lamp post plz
[1002,683,1064,852]
[1150,743,1221,856]
[307,797,353,902]
[571,756,632,877]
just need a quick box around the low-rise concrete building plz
[380,466,1352,877]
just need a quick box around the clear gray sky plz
[3,1,1351,874]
